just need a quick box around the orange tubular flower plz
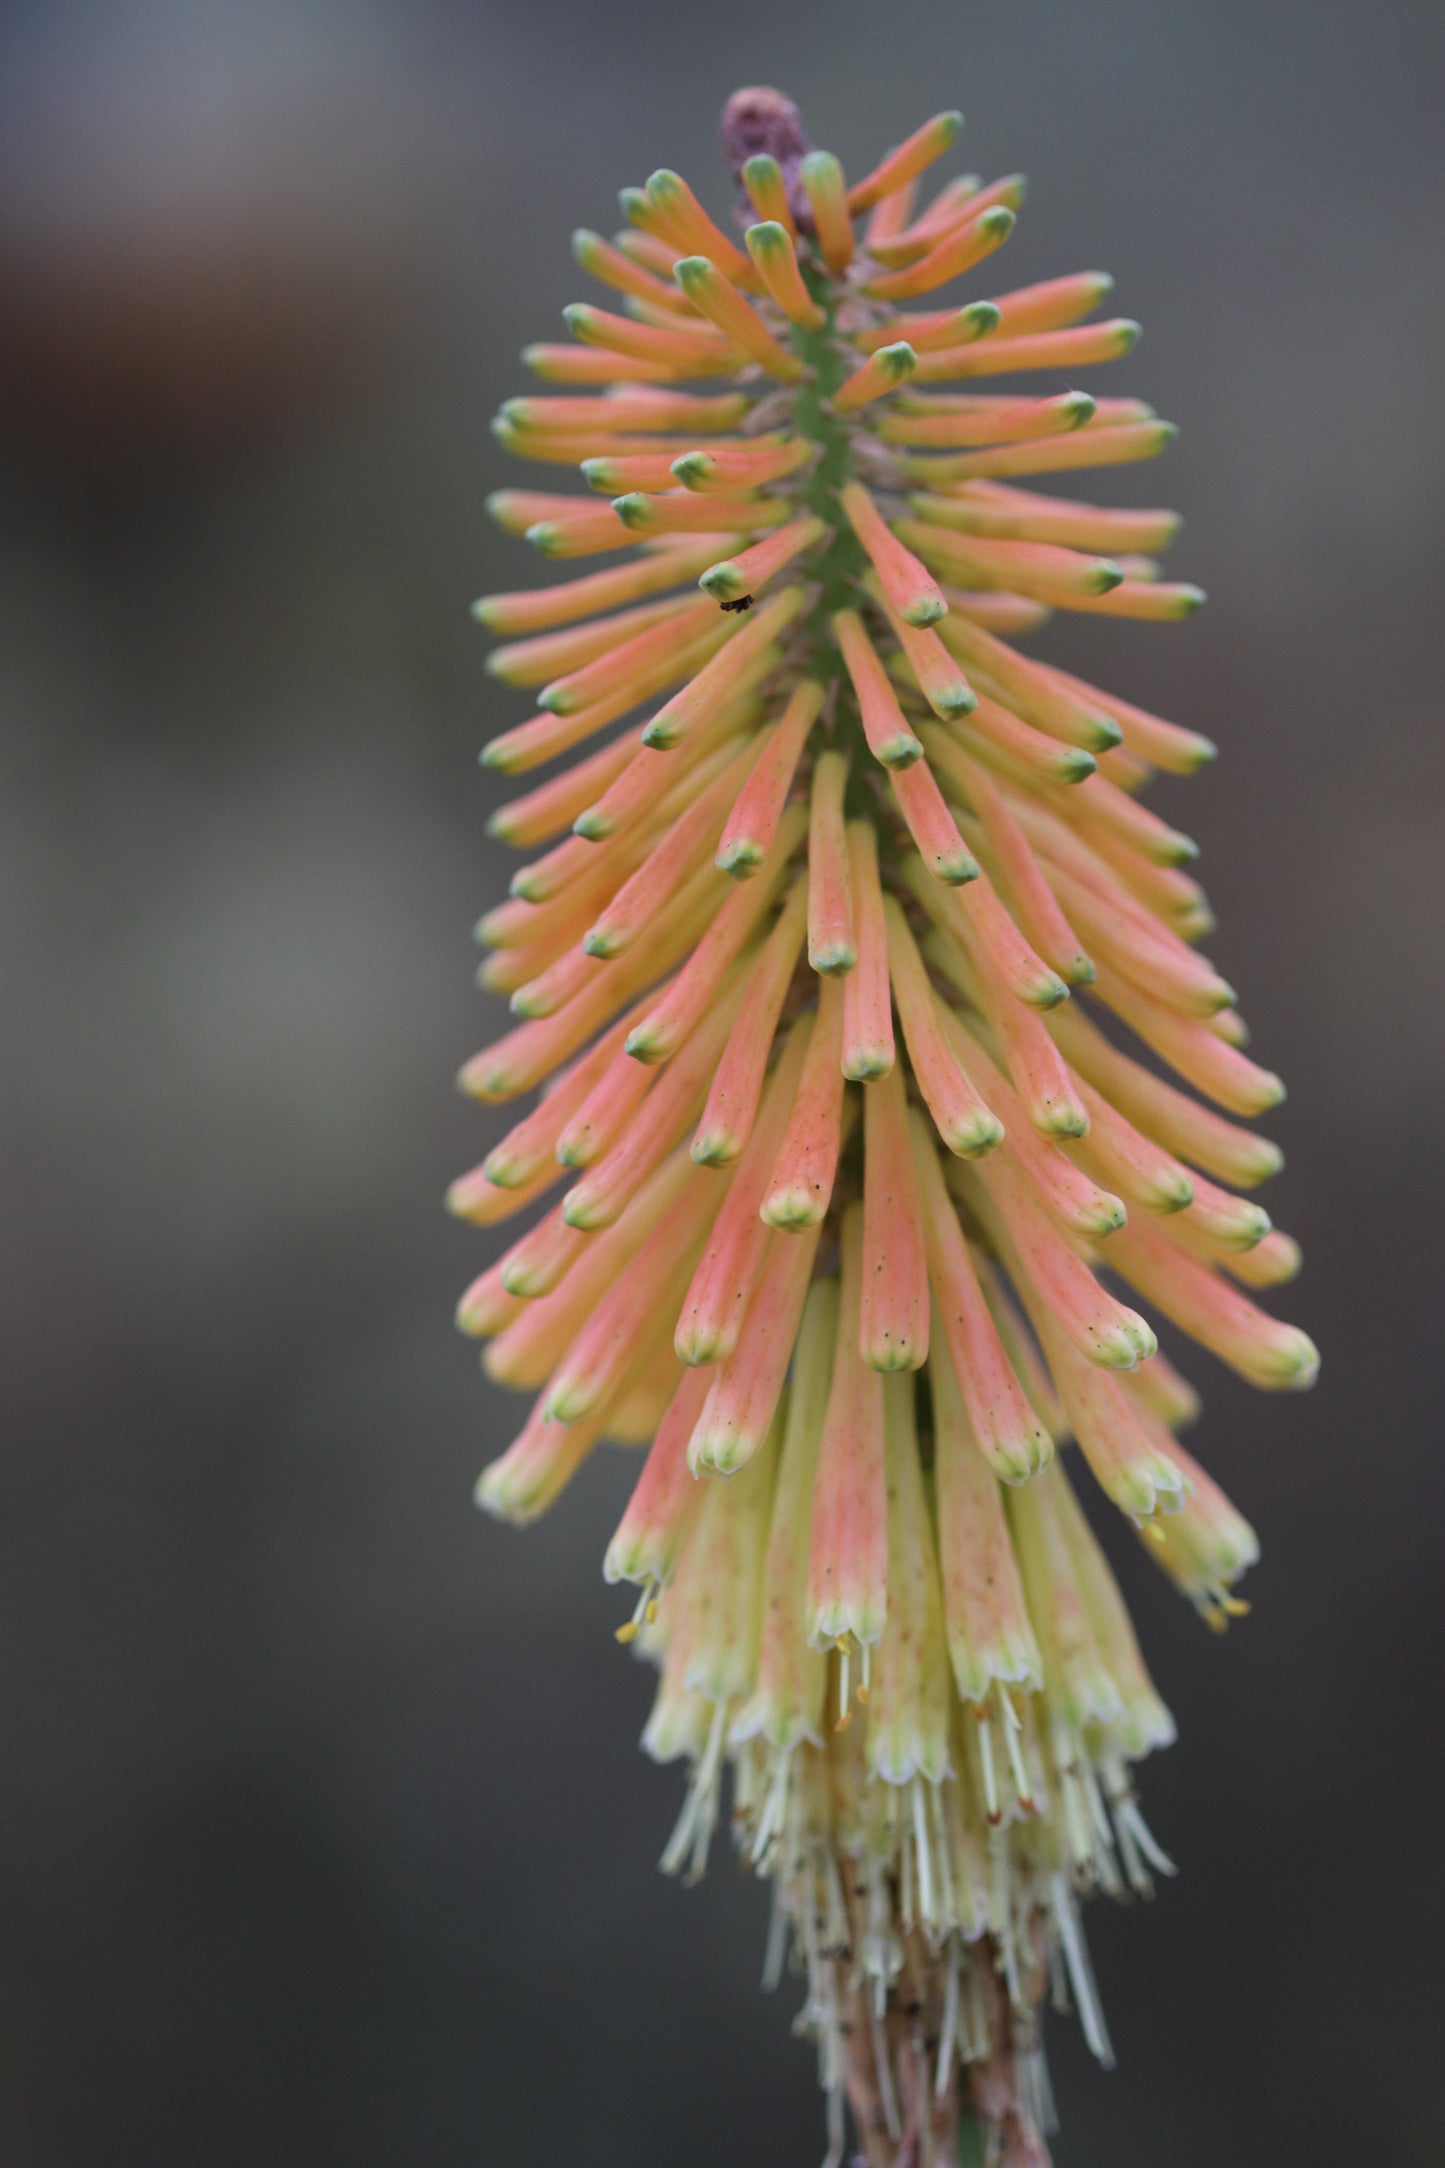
[455,85,1317,2167]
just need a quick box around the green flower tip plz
[1079,709,1123,750]
[744,219,789,256]
[936,688,977,720]
[645,169,685,208]
[699,561,745,601]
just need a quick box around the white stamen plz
[928,1780,956,1936]
[821,2082,845,2168]
[1036,2041,1060,2136]
[912,1777,935,1929]
[990,1832,1022,2012]
[1050,1871,1115,2067]
[976,1712,1000,1823]
[1056,1737,1095,1876]
[1113,1802,1149,1895]
[752,1743,793,1866]
[865,1855,896,2016]
[870,1999,903,2142]
[998,1688,1034,1812]
[660,1696,729,1880]
[1080,1756,1123,1899]
[1046,1916,1069,2013]
[1117,1795,1178,1878]
[1081,1754,1115,1852]
[815,1932,844,2095]
[732,1737,759,1824]
[1019,2035,1060,2139]
[822,1846,851,1961]
[762,1872,789,1991]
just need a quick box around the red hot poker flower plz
[456,87,1317,2167]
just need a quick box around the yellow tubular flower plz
[456,84,1317,2166]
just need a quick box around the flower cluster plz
[453,88,1316,2167]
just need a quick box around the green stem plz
[788,264,875,804]
[956,2102,986,2168]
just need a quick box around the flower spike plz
[452,86,1316,2168]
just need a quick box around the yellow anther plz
[616,1582,654,1645]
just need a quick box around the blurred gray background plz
[2,1,1442,2162]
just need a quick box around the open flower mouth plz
[453,91,1316,2168]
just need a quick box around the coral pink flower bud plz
[672,1021,809,1366]
[714,677,822,874]
[731,1280,836,1752]
[840,818,894,1080]
[859,1059,930,1372]
[866,1374,953,1784]
[806,1206,888,1651]
[760,976,849,1229]
[686,1215,822,1475]
[805,748,857,973]
[930,1319,1044,1703]
[603,1365,715,1599]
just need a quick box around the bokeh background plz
[3,1,1442,2161]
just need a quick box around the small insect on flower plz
[456,84,1317,2167]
